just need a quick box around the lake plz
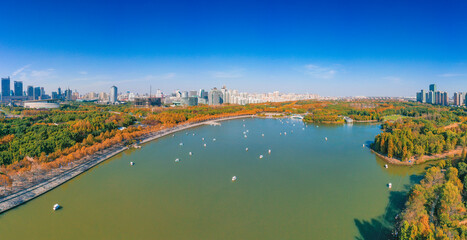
[0,118,428,239]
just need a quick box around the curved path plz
[0,115,254,214]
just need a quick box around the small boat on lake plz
[189,152,192,156]
[232,176,237,181]
[262,133,264,137]
[203,143,207,147]
[388,183,392,188]
[268,149,271,154]
[259,155,263,159]
[53,204,60,211]
[130,162,135,166]
[202,138,205,141]
[245,148,248,151]
[179,143,183,146]
[384,164,388,168]
[175,158,180,163]
[213,138,216,141]
[325,137,328,141]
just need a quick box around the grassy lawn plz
[382,114,406,121]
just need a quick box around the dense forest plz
[398,159,467,239]
[371,106,467,162]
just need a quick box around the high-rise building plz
[208,87,223,105]
[34,87,41,100]
[429,84,436,92]
[441,92,449,106]
[155,89,162,98]
[188,90,197,97]
[416,89,426,103]
[454,92,465,106]
[98,92,109,102]
[14,81,23,96]
[427,91,435,104]
[110,86,118,103]
[1,77,10,97]
[65,89,72,101]
[27,86,34,99]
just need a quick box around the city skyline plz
[1,0,466,96]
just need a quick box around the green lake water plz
[0,118,429,239]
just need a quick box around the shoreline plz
[371,146,464,166]
[0,114,255,214]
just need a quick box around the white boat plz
[388,183,392,188]
[302,128,305,130]
[175,158,180,163]
[189,152,192,156]
[362,144,365,147]
[53,204,60,211]
[192,133,195,136]
[203,143,207,147]
[213,138,216,141]
[325,137,328,141]
[268,149,271,154]
[202,138,205,141]
[243,124,245,127]
[259,155,263,159]
[246,130,249,133]
[244,135,247,138]
[262,134,264,137]
[130,162,135,166]
[280,133,282,135]
[179,143,183,146]
[384,164,388,168]
[245,148,249,151]
[284,132,287,135]
[232,176,237,181]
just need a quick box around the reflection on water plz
[0,119,424,240]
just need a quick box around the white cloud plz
[12,64,31,76]
[210,68,244,79]
[303,64,336,79]
[437,73,466,77]
[79,71,88,75]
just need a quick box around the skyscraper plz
[65,89,72,101]
[208,87,223,105]
[110,86,118,103]
[1,77,10,97]
[14,81,23,96]
[27,86,34,99]
[34,87,41,100]
[454,92,465,106]
[429,84,436,92]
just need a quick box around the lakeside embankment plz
[371,146,464,166]
[0,115,254,214]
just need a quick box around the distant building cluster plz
[1,75,320,108]
[1,76,74,105]
[416,84,452,106]
[161,86,319,107]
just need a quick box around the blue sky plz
[0,0,466,96]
